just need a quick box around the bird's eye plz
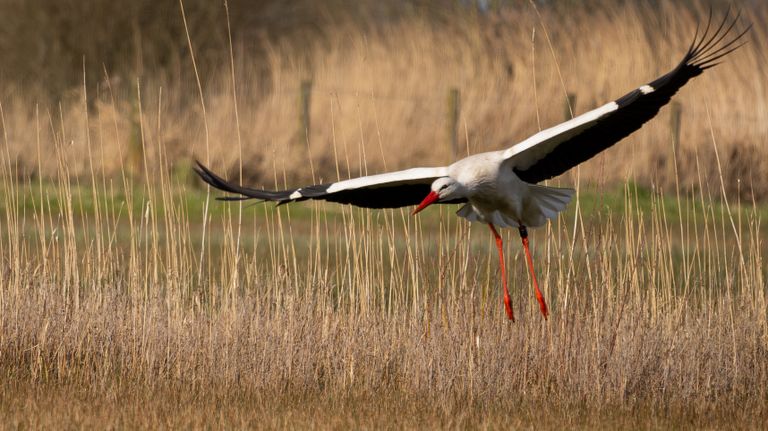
[440,184,448,191]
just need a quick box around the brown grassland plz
[0,0,767,428]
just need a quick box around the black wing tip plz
[193,159,219,184]
[192,160,239,195]
[192,159,297,202]
[686,9,750,69]
[192,160,222,190]
[216,196,252,202]
[192,159,211,177]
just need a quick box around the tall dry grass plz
[1,0,767,428]
[0,113,766,426]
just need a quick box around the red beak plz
[412,191,439,215]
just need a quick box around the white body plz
[448,152,574,228]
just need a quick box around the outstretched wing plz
[504,11,750,184]
[194,161,464,209]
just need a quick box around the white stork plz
[195,13,748,321]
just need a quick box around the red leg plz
[519,226,548,319]
[489,224,514,321]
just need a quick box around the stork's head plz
[412,177,465,215]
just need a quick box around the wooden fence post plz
[299,79,312,147]
[446,87,460,159]
[563,93,577,120]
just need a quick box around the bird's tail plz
[523,184,575,227]
[455,184,574,228]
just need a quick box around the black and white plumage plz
[197,12,747,216]
[195,13,748,321]
[194,164,465,209]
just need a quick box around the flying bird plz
[195,12,748,321]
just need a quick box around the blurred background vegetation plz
[1,0,504,96]
[0,0,744,97]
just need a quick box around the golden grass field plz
[1,0,767,429]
